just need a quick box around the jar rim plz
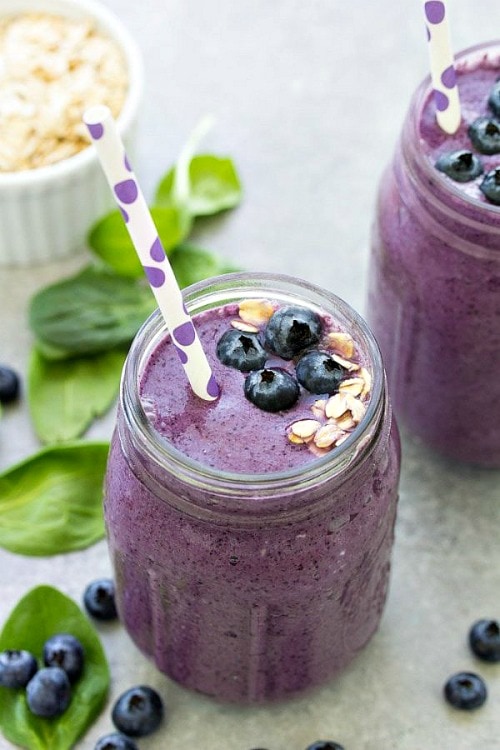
[119,272,385,503]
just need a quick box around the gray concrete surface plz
[1,1,500,748]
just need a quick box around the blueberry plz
[488,80,500,117]
[305,742,345,750]
[244,368,300,412]
[469,619,500,662]
[26,666,71,718]
[216,329,267,372]
[111,685,164,737]
[43,633,84,683]
[95,733,139,750]
[480,167,500,205]
[0,649,38,688]
[296,350,346,395]
[435,150,483,183]
[468,117,500,155]
[443,671,487,710]
[84,578,118,621]
[264,306,322,359]
[0,366,20,404]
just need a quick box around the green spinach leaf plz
[0,585,109,750]
[28,348,126,444]
[0,442,108,555]
[88,206,190,278]
[170,243,240,288]
[29,265,156,359]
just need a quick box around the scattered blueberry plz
[480,167,500,205]
[305,742,345,750]
[43,633,84,683]
[469,619,500,662]
[95,733,139,750]
[216,329,267,372]
[296,350,346,395]
[111,685,164,737]
[26,666,71,718]
[443,671,487,710]
[0,649,38,688]
[244,368,300,412]
[0,366,20,404]
[488,80,500,117]
[435,150,483,183]
[468,117,500,155]
[84,578,118,621]
[264,306,322,359]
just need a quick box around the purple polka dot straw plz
[83,105,219,402]
[423,0,461,134]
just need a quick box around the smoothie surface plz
[139,302,370,474]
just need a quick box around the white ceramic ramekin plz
[0,0,143,266]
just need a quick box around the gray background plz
[1,1,500,748]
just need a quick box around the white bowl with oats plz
[0,0,143,266]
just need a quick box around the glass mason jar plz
[104,273,401,703]
[367,41,500,467]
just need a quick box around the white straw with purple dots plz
[423,1,461,134]
[83,105,219,402]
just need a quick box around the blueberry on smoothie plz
[469,619,500,662]
[488,80,500,117]
[265,306,321,359]
[244,368,300,412]
[0,649,38,688]
[95,734,139,750]
[305,742,345,750]
[26,666,71,717]
[296,350,346,395]
[468,117,500,155]
[84,578,118,621]
[0,365,20,404]
[111,685,164,737]
[480,167,500,204]
[43,633,84,683]
[216,329,267,372]
[435,150,483,182]
[443,671,487,710]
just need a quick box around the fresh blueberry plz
[0,366,20,404]
[469,619,500,662]
[468,117,500,155]
[488,80,500,117]
[84,578,118,621]
[111,685,164,737]
[480,167,500,205]
[216,329,267,372]
[0,649,38,688]
[43,633,84,683]
[26,666,71,718]
[264,306,322,359]
[443,671,487,710]
[95,733,139,750]
[305,742,345,750]
[435,150,483,183]
[244,368,300,412]
[296,350,346,395]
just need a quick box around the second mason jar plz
[105,273,400,703]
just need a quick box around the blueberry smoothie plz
[105,273,400,703]
[367,41,500,467]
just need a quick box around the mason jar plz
[104,272,401,703]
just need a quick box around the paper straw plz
[423,1,461,134]
[84,105,219,402]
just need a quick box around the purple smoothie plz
[105,273,400,702]
[367,41,500,467]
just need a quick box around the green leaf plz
[28,348,126,444]
[87,207,191,278]
[170,243,240,288]
[0,442,108,555]
[0,585,109,750]
[155,155,243,217]
[29,265,156,359]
